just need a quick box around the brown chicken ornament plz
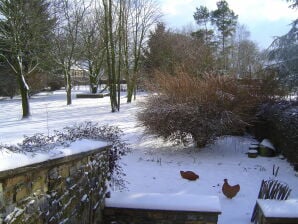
[180,171,199,181]
[222,179,240,199]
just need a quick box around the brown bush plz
[138,71,275,147]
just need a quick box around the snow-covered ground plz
[0,88,297,224]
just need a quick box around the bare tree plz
[124,0,161,103]
[230,24,263,77]
[101,0,160,111]
[79,6,105,94]
[102,0,119,112]
[51,0,88,105]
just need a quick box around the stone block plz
[31,175,46,193]
[59,164,70,178]
[69,165,78,176]
[4,175,28,189]
[3,188,13,205]
[0,183,4,209]
[48,167,59,180]
[75,160,84,169]
[15,183,29,202]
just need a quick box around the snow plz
[21,74,29,91]
[0,87,297,224]
[257,199,298,218]
[0,139,108,171]
[4,207,24,223]
[81,194,88,202]
[260,139,275,150]
[106,192,221,212]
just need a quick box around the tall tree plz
[102,0,119,112]
[193,6,213,44]
[124,0,160,103]
[230,25,262,77]
[79,7,105,94]
[101,0,160,110]
[211,0,238,72]
[144,23,214,77]
[268,1,298,93]
[144,23,174,74]
[52,0,87,105]
[0,0,55,118]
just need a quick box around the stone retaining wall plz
[0,146,111,224]
[256,199,298,224]
[103,193,221,224]
[103,207,220,224]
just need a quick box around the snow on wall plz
[0,139,109,172]
[257,199,298,218]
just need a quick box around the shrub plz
[138,71,274,147]
[48,80,63,91]
[254,100,298,164]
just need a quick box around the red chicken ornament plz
[180,171,199,181]
[222,179,240,199]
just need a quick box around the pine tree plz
[193,6,213,44]
[211,0,238,72]
[268,1,298,93]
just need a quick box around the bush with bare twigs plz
[138,71,276,147]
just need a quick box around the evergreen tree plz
[144,23,214,76]
[0,0,55,118]
[268,1,298,93]
[193,6,213,44]
[211,0,238,72]
[287,0,298,9]
[144,23,172,74]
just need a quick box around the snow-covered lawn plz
[0,88,297,224]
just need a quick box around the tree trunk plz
[17,74,30,118]
[90,75,98,93]
[91,85,97,94]
[108,1,118,112]
[65,70,72,105]
[134,86,137,100]
[103,0,119,112]
[117,0,124,111]
[222,35,226,72]
[127,80,134,103]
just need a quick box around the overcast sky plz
[159,0,297,49]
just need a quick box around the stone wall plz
[0,146,111,224]
[256,199,298,224]
[103,207,220,224]
[103,193,221,224]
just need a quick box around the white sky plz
[159,0,297,49]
